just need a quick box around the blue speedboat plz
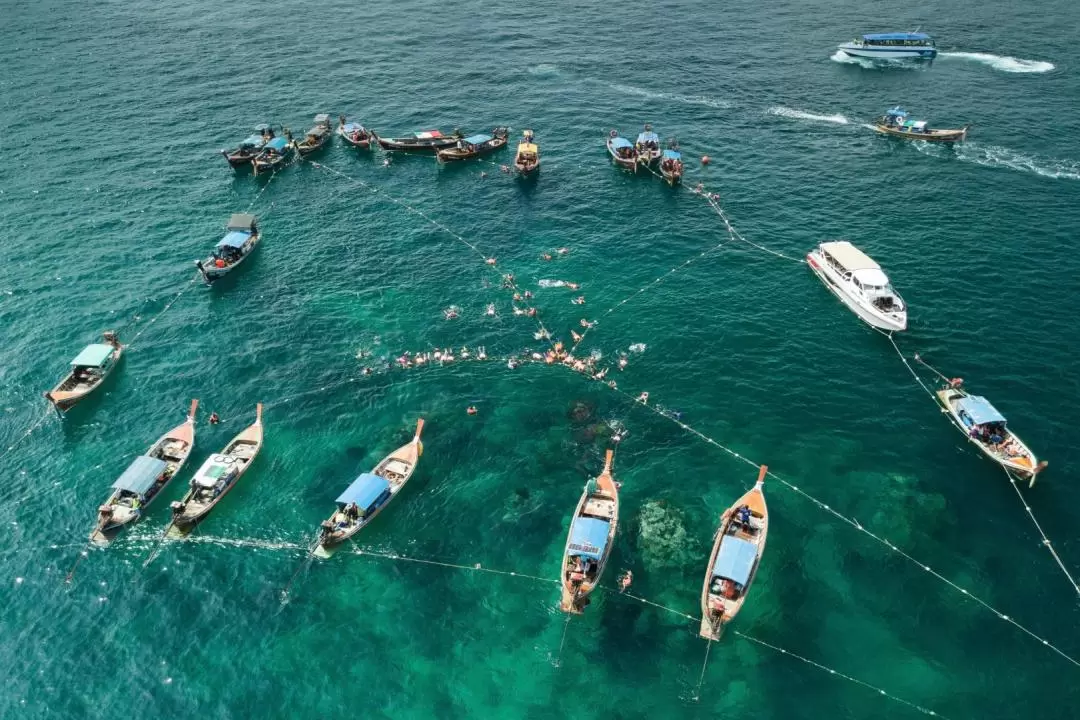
[838,32,937,60]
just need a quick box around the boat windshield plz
[862,33,934,47]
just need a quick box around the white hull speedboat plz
[807,241,907,332]
[838,32,937,60]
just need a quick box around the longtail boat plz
[221,124,274,168]
[337,115,373,149]
[252,133,295,176]
[935,379,1046,486]
[514,129,539,175]
[45,331,123,411]
[659,142,683,186]
[195,213,260,283]
[873,106,968,143]
[436,127,510,162]
[699,465,768,640]
[295,114,332,156]
[372,128,463,153]
[635,123,661,167]
[559,449,618,614]
[166,404,263,538]
[90,400,198,546]
[605,130,637,171]
[314,418,425,558]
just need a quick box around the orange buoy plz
[701,155,710,165]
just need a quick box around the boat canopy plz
[820,241,880,272]
[517,143,538,154]
[342,122,364,133]
[637,131,659,144]
[610,137,633,150]
[217,231,251,249]
[886,106,908,117]
[306,126,329,138]
[568,516,610,560]
[336,473,391,509]
[253,123,272,132]
[464,134,492,145]
[415,130,443,139]
[70,344,114,367]
[956,395,1007,426]
[852,267,891,288]
[864,32,931,41]
[239,135,265,147]
[112,456,168,495]
[227,213,257,231]
[195,457,234,488]
[713,536,758,586]
[264,137,289,151]
[314,113,330,125]
[662,149,681,160]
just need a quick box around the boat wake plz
[526,63,560,77]
[910,141,1080,180]
[768,106,849,125]
[126,530,305,553]
[939,52,1054,74]
[538,279,567,288]
[609,83,730,109]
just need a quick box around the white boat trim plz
[807,241,907,332]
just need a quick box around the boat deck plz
[583,496,615,519]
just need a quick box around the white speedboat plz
[838,32,937,60]
[807,241,907,332]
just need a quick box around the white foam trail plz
[768,106,849,125]
[538,279,566,288]
[609,84,730,109]
[526,63,559,77]
[957,143,1080,180]
[940,52,1054,73]
[830,50,875,69]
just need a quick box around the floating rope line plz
[0,411,52,466]
[881,333,1080,598]
[703,193,806,264]
[352,546,559,586]
[127,274,200,348]
[573,368,1080,669]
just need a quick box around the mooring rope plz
[0,411,53,466]
[702,193,805,264]
[126,274,200,348]
[576,369,1080,669]
[352,546,558,585]
[1002,467,1080,597]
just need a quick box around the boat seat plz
[384,460,410,476]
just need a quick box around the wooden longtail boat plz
[90,400,199,546]
[606,130,637,171]
[436,127,510,162]
[873,107,968,143]
[45,332,123,411]
[372,128,463,153]
[635,124,661,167]
[166,404,263,538]
[559,449,618,614]
[935,380,1046,486]
[295,114,332,156]
[513,129,539,175]
[221,124,273,168]
[252,133,295,176]
[659,142,683,186]
[314,419,425,558]
[195,214,260,283]
[337,115,373,149]
[699,465,768,640]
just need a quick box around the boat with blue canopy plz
[90,400,199,545]
[634,124,661,167]
[251,133,295,176]
[700,465,769,640]
[560,449,618,614]
[195,213,260,283]
[659,142,683,186]
[295,114,332,156]
[874,107,968,143]
[337,114,373,149]
[934,378,1046,485]
[606,131,637,171]
[221,124,275,168]
[436,127,510,162]
[838,32,937,60]
[315,418,425,558]
[45,331,123,411]
[166,404,263,538]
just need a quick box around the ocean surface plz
[2,1,1079,717]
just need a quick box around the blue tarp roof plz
[713,536,758,586]
[264,137,289,151]
[610,137,633,149]
[865,32,931,41]
[637,131,659,143]
[342,122,364,132]
[568,517,610,560]
[239,135,265,147]
[71,344,114,367]
[956,395,1007,426]
[463,134,492,145]
[662,149,681,160]
[111,455,168,495]
[886,106,908,116]
[336,473,391,509]
[217,231,251,249]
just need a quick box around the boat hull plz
[873,123,967,143]
[934,389,1043,480]
[373,133,462,153]
[559,451,618,615]
[338,126,372,149]
[197,233,261,282]
[436,136,509,162]
[46,345,124,411]
[606,139,637,171]
[807,252,907,332]
[839,44,937,59]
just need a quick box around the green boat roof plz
[70,344,114,367]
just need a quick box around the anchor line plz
[693,639,712,703]
[0,411,52,466]
[574,368,1080,669]
[883,332,1080,598]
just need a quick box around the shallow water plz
[2,1,1079,718]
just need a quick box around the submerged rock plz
[637,500,695,571]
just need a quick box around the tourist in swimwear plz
[637,392,649,404]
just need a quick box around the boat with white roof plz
[838,32,937,60]
[807,241,907,332]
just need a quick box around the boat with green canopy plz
[45,331,123,411]
[90,400,199,545]
[314,418,425,558]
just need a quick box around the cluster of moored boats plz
[606,124,685,185]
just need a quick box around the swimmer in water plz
[478,347,487,360]
[467,405,478,415]
[566,282,580,290]
[485,303,496,317]
[383,158,391,167]
[513,292,522,301]
[608,380,617,389]
[637,392,649,404]
[500,164,510,173]
[526,308,537,317]
[486,258,497,265]
[523,290,533,300]
[557,248,569,255]
[209,412,220,425]
[513,307,525,316]
[579,318,594,328]
[461,347,470,359]
[618,356,628,370]
[507,358,519,369]
[362,367,372,376]
[572,296,585,305]
[571,330,582,343]
[541,253,553,261]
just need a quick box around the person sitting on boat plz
[344,502,360,522]
[736,505,752,527]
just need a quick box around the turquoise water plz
[2,1,1079,717]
